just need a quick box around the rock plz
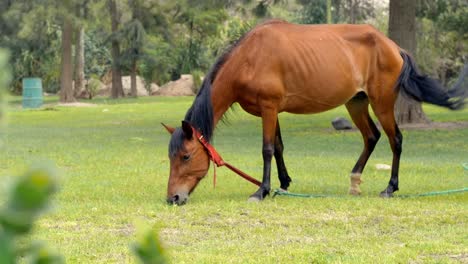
[96,85,111,97]
[91,79,110,97]
[121,75,149,96]
[150,83,160,94]
[331,117,353,130]
[375,164,391,170]
[95,76,159,97]
[77,89,91,99]
[101,70,112,85]
[152,74,195,96]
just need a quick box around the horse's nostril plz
[167,195,179,205]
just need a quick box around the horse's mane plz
[183,45,235,142]
[184,20,288,139]
[169,20,289,156]
[168,35,245,157]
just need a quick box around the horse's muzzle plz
[166,193,188,205]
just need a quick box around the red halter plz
[191,127,261,188]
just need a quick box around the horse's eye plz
[182,154,191,161]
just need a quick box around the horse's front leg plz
[274,120,291,190]
[248,109,278,202]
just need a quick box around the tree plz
[388,0,428,124]
[74,26,85,97]
[171,1,228,78]
[108,0,125,98]
[0,49,10,123]
[59,16,76,103]
[4,0,80,103]
[119,0,147,97]
[74,1,89,97]
[1,1,63,93]
[341,0,374,23]
[297,0,327,24]
[416,0,467,86]
[126,19,145,97]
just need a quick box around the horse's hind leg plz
[370,89,402,197]
[274,120,292,190]
[345,92,381,195]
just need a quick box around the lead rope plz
[212,160,216,188]
[192,126,261,188]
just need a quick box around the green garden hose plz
[463,163,468,170]
[272,187,468,199]
[273,163,468,199]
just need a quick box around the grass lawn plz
[1,96,467,263]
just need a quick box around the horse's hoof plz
[349,174,362,196]
[247,196,261,203]
[248,188,269,202]
[380,191,393,198]
[349,189,361,196]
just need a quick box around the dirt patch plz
[56,102,98,107]
[398,121,468,130]
[328,121,468,132]
[411,253,468,263]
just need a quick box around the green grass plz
[1,96,467,263]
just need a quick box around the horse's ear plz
[161,123,175,134]
[181,120,193,140]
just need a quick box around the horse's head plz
[163,121,210,205]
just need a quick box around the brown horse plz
[163,20,466,205]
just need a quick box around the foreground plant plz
[0,166,63,263]
[132,227,167,264]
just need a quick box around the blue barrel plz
[22,78,43,108]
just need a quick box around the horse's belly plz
[281,85,359,114]
[237,98,262,117]
[282,98,344,114]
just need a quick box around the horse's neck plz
[211,81,235,127]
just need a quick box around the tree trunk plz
[389,0,429,124]
[59,18,76,103]
[333,0,341,23]
[348,0,356,24]
[130,59,137,97]
[109,0,124,98]
[74,26,85,97]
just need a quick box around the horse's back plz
[230,21,403,114]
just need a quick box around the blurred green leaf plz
[0,165,62,262]
[10,166,58,211]
[28,243,65,264]
[0,209,35,234]
[132,228,167,264]
[0,229,14,264]
[0,166,58,234]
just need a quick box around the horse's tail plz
[396,50,466,110]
